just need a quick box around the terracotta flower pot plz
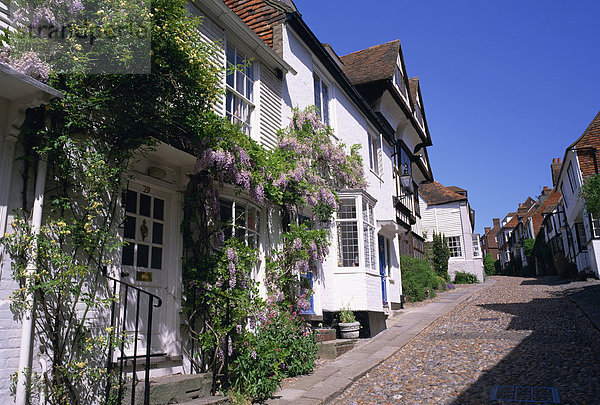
[338,321,360,339]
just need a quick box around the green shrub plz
[484,254,495,276]
[231,305,318,402]
[400,256,440,302]
[432,232,450,281]
[453,271,478,284]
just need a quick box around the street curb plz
[268,278,496,404]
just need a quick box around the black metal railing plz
[102,268,162,405]
[187,284,232,395]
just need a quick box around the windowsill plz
[369,168,384,182]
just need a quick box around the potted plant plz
[338,305,360,339]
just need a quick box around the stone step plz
[317,339,356,359]
[123,373,214,405]
[314,327,337,342]
[178,396,230,404]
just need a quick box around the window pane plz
[220,200,233,240]
[122,243,134,266]
[137,244,149,268]
[322,82,329,125]
[151,247,162,269]
[154,198,164,220]
[248,209,257,231]
[338,199,356,219]
[236,53,244,94]
[235,204,245,228]
[226,46,235,88]
[139,194,151,217]
[153,222,163,244]
[337,222,359,266]
[124,215,136,240]
[313,74,322,119]
[364,223,375,270]
[125,190,137,214]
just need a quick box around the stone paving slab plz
[267,280,492,404]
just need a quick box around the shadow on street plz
[451,281,600,404]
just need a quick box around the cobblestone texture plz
[333,276,600,404]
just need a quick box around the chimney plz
[551,157,562,187]
[484,227,491,234]
[493,218,500,228]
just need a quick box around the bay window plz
[363,200,376,271]
[336,192,377,270]
[337,198,359,267]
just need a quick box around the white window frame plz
[368,131,383,177]
[336,192,377,272]
[446,236,463,258]
[313,71,330,126]
[472,234,481,258]
[219,198,260,249]
[590,213,600,238]
[363,200,376,271]
[392,54,408,101]
[336,197,360,267]
[226,44,255,136]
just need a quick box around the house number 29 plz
[143,186,151,193]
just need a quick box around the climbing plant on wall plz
[1,0,367,402]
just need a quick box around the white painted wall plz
[281,25,403,314]
[420,197,484,282]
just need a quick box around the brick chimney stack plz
[493,218,500,228]
[484,227,491,234]
[551,158,562,187]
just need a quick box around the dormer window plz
[226,45,254,136]
[392,55,407,99]
[313,72,330,125]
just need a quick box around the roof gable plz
[532,190,562,234]
[419,181,468,206]
[339,40,400,86]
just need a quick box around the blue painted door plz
[299,265,315,314]
[378,235,388,307]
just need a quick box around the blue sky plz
[294,0,600,234]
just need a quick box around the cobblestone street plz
[333,276,600,404]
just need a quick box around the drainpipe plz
[15,154,47,405]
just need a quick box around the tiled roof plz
[223,0,287,47]
[532,190,562,233]
[419,181,468,206]
[339,40,400,86]
[565,110,600,178]
[504,215,518,229]
[447,185,467,197]
[409,77,419,105]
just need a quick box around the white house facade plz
[552,111,600,277]
[419,181,484,282]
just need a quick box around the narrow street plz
[333,276,600,404]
